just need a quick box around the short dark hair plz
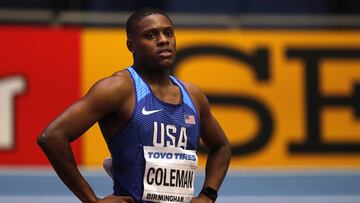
[126,7,172,39]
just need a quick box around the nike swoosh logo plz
[142,107,162,115]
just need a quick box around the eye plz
[164,30,174,37]
[145,32,156,39]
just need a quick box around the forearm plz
[37,133,98,203]
[203,143,231,190]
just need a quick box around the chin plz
[158,59,174,68]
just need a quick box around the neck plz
[132,64,171,86]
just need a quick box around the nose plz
[157,33,169,45]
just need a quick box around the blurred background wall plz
[1,0,360,202]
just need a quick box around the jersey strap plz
[170,76,197,113]
[127,67,151,102]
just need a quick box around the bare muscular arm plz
[37,73,133,203]
[186,83,232,203]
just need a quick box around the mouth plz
[157,48,173,57]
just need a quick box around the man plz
[37,7,231,203]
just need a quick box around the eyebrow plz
[143,26,174,33]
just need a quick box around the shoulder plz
[92,69,131,92]
[182,81,204,100]
[181,81,210,116]
[85,69,134,106]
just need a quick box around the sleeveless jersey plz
[107,67,201,202]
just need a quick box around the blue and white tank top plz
[107,67,201,202]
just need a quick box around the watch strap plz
[200,186,218,201]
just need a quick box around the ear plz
[127,39,134,53]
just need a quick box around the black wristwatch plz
[200,186,218,202]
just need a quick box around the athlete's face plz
[129,14,176,69]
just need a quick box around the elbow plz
[210,139,232,158]
[37,132,61,149]
[217,139,232,160]
[222,142,232,168]
[37,133,48,149]
[224,141,232,158]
